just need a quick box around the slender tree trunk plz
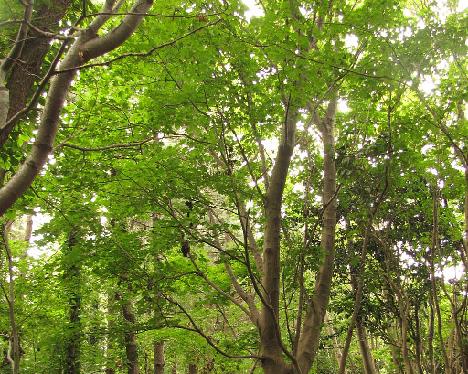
[339,228,372,374]
[413,304,424,374]
[428,297,435,374]
[453,308,468,373]
[388,325,403,374]
[64,228,81,374]
[105,291,116,374]
[429,189,450,371]
[333,336,344,373]
[343,269,378,374]
[355,318,378,374]
[24,215,33,242]
[188,363,197,374]
[259,101,298,373]
[296,96,338,374]
[2,224,20,374]
[458,167,468,372]
[338,284,357,374]
[153,341,165,374]
[0,0,71,147]
[399,300,414,374]
[326,314,344,372]
[446,330,457,374]
[119,294,139,374]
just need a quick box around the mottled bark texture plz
[116,291,139,374]
[123,301,139,374]
[2,224,20,374]
[64,229,81,374]
[0,0,71,146]
[153,341,165,374]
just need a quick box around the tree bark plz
[296,96,338,374]
[188,363,197,374]
[338,229,371,374]
[355,318,378,374]
[450,105,468,374]
[428,298,435,374]
[118,293,139,374]
[388,325,403,374]
[429,189,450,371]
[413,303,424,374]
[397,296,414,374]
[2,223,20,374]
[259,99,298,373]
[153,341,165,374]
[105,291,116,374]
[0,0,33,132]
[340,266,378,374]
[453,305,468,374]
[0,0,71,147]
[64,228,81,374]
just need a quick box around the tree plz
[0,0,466,373]
[0,0,154,215]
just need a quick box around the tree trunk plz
[24,215,33,242]
[388,325,403,374]
[458,167,468,372]
[0,0,71,147]
[2,224,20,374]
[105,291,116,374]
[453,307,468,374]
[356,318,378,374]
[153,341,165,374]
[296,96,338,373]
[342,267,378,374]
[327,314,345,372]
[339,228,372,374]
[259,100,298,373]
[64,228,81,374]
[120,295,139,374]
[188,363,197,374]
[428,299,435,374]
[429,189,450,371]
[399,300,414,374]
[413,304,424,374]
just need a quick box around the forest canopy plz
[0,0,467,373]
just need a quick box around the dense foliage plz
[0,0,467,373]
